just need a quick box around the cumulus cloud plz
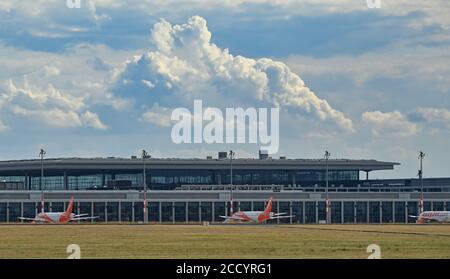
[141,103,173,127]
[0,78,107,130]
[362,110,418,137]
[408,107,450,130]
[112,16,354,132]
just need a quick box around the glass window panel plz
[120,202,133,222]
[149,202,159,222]
[107,202,119,222]
[175,202,186,222]
[161,202,173,222]
[200,202,212,222]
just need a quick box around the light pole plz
[142,149,150,223]
[229,150,235,216]
[39,148,46,213]
[324,150,331,224]
[418,151,425,214]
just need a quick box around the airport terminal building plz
[1,152,449,224]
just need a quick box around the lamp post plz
[418,151,425,214]
[39,148,46,213]
[229,150,235,216]
[142,149,150,223]
[324,150,331,224]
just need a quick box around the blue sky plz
[0,0,450,179]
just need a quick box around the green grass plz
[0,224,449,259]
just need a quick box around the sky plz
[0,0,450,179]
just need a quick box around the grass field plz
[0,224,449,259]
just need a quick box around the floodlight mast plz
[418,151,425,214]
[229,150,235,216]
[324,150,331,224]
[39,148,46,213]
[142,149,150,223]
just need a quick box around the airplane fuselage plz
[417,211,450,223]
[35,212,74,223]
[229,211,271,223]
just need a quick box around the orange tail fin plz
[65,196,74,215]
[264,197,273,214]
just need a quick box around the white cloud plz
[112,16,354,132]
[410,107,450,130]
[141,103,173,127]
[0,78,107,130]
[362,110,418,137]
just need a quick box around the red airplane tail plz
[65,196,74,215]
[264,197,273,214]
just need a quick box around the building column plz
[302,202,305,224]
[158,202,162,223]
[91,202,94,223]
[105,203,108,223]
[6,202,9,223]
[199,202,202,223]
[277,202,280,224]
[132,202,135,223]
[366,202,369,224]
[172,202,175,224]
[118,202,122,223]
[20,202,24,223]
[392,202,396,223]
[289,201,293,224]
[341,201,344,224]
[212,202,215,223]
[315,201,318,224]
[185,203,189,223]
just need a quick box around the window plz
[213,202,225,222]
[200,202,212,222]
[8,203,21,223]
[305,202,316,224]
[331,202,342,224]
[188,202,199,222]
[107,202,119,222]
[343,202,354,223]
[161,202,173,222]
[175,202,187,222]
[148,202,159,222]
[292,202,303,224]
[381,202,393,223]
[120,202,133,222]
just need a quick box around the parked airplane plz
[18,196,98,223]
[409,211,450,224]
[220,197,294,223]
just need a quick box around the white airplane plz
[18,196,98,224]
[220,197,294,223]
[409,211,450,224]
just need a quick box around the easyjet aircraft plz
[18,196,98,223]
[409,211,450,224]
[220,197,294,223]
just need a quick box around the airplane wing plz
[272,212,288,216]
[71,216,99,221]
[270,215,295,219]
[408,215,418,219]
[73,214,89,218]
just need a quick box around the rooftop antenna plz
[418,151,425,214]
[324,150,331,224]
